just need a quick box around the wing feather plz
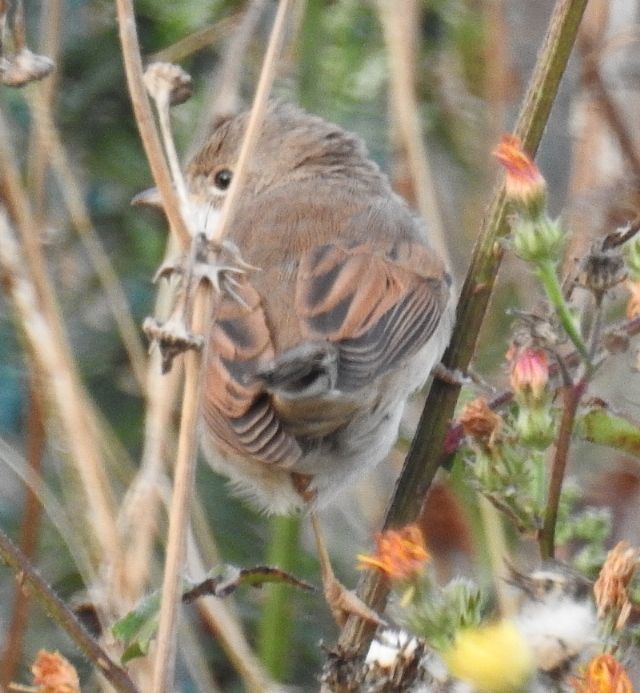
[296,241,448,392]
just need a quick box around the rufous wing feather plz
[295,241,449,391]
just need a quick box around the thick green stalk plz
[257,515,301,680]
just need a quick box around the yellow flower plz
[493,134,546,216]
[357,523,429,582]
[443,621,534,693]
[572,653,633,693]
[31,650,80,693]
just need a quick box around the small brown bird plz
[183,102,454,620]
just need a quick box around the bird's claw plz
[143,316,204,373]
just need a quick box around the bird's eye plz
[213,168,233,191]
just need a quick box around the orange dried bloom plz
[493,135,546,212]
[507,346,549,403]
[357,524,429,582]
[459,397,502,444]
[572,653,633,693]
[593,541,639,630]
[31,650,80,692]
[626,280,640,319]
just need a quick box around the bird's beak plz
[131,186,164,209]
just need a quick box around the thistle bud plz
[512,217,564,263]
[493,135,546,219]
[508,347,549,405]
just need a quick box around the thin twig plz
[580,35,640,178]
[377,0,450,268]
[540,379,585,559]
[337,0,590,654]
[209,0,293,247]
[196,0,269,146]
[0,526,138,693]
[188,495,278,692]
[26,0,62,223]
[114,0,191,248]
[151,0,293,686]
[151,285,212,692]
[149,12,241,64]
[0,383,45,689]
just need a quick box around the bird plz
[144,101,455,623]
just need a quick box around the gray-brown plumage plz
[186,102,454,514]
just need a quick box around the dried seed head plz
[31,649,80,692]
[143,61,192,106]
[1,48,54,87]
[593,541,639,630]
[576,242,627,297]
[459,397,502,445]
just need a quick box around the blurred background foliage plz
[1,0,639,690]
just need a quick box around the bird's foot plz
[323,575,386,628]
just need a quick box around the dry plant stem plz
[540,380,585,560]
[26,88,148,390]
[337,0,590,653]
[580,36,640,178]
[13,0,25,50]
[119,237,183,608]
[0,384,45,689]
[200,0,269,138]
[152,2,293,686]
[187,535,278,693]
[377,0,450,268]
[27,0,62,222]
[150,12,241,64]
[0,526,138,693]
[114,0,190,249]
[151,285,212,693]
[210,0,293,246]
[0,116,121,564]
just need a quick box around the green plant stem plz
[535,258,590,362]
[0,526,138,693]
[257,515,301,680]
[336,0,589,656]
[540,381,584,560]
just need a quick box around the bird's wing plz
[295,240,450,392]
[202,278,302,467]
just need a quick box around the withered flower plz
[572,653,633,693]
[459,397,502,446]
[593,541,639,630]
[357,524,429,583]
[31,649,80,693]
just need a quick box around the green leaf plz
[112,591,160,664]
[111,564,313,663]
[577,406,640,458]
